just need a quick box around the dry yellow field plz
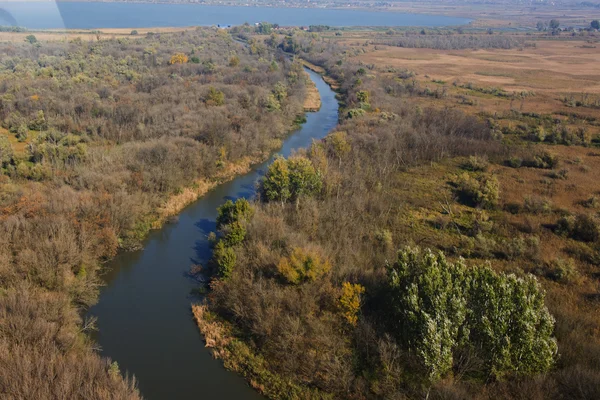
[346,37,600,134]
[0,26,196,43]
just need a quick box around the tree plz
[339,282,365,326]
[287,156,322,201]
[386,248,469,381]
[262,156,291,203]
[130,30,139,35]
[25,35,37,44]
[0,136,14,167]
[386,247,557,382]
[549,19,560,30]
[229,55,240,67]
[206,87,225,106]
[169,53,188,65]
[272,82,287,102]
[256,22,273,34]
[213,241,236,279]
[536,21,546,31]
[592,20,600,30]
[216,198,254,230]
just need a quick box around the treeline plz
[0,28,307,398]
[377,33,525,50]
[200,30,600,400]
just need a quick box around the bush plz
[277,246,331,284]
[523,196,552,214]
[462,155,489,172]
[573,214,600,242]
[546,258,578,284]
[507,156,523,168]
[557,214,600,242]
[455,173,500,209]
[548,168,569,180]
[386,247,557,382]
[524,151,559,169]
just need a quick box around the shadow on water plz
[88,69,338,400]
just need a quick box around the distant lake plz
[0,2,471,29]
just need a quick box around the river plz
[0,2,471,29]
[88,68,339,399]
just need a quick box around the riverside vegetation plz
[195,26,600,399]
[0,28,309,398]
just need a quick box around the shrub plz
[524,151,559,169]
[206,87,225,106]
[523,196,552,214]
[375,229,393,250]
[548,169,569,180]
[462,155,489,172]
[556,213,600,242]
[546,258,578,283]
[573,214,600,242]
[0,136,14,167]
[455,173,500,209]
[507,156,523,168]
[347,108,366,119]
[386,247,557,382]
[277,247,331,284]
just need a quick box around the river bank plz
[89,67,339,399]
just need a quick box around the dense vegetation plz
[198,29,600,399]
[0,28,308,397]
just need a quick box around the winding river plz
[88,68,339,399]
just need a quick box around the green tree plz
[386,247,557,383]
[213,241,236,279]
[223,221,247,246]
[257,22,273,34]
[263,156,291,203]
[264,94,281,112]
[25,35,37,44]
[387,248,469,381]
[288,156,322,202]
[206,87,225,106]
[0,136,14,167]
[216,198,254,230]
[591,20,600,30]
[468,266,557,378]
[549,19,560,30]
[273,82,287,102]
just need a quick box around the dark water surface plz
[0,2,471,29]
[88,68,339,400]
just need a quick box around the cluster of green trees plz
[386,248,556,382]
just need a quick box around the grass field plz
[343,36,600,139]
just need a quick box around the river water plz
[0,2,471,29]
[88,68,339,399]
